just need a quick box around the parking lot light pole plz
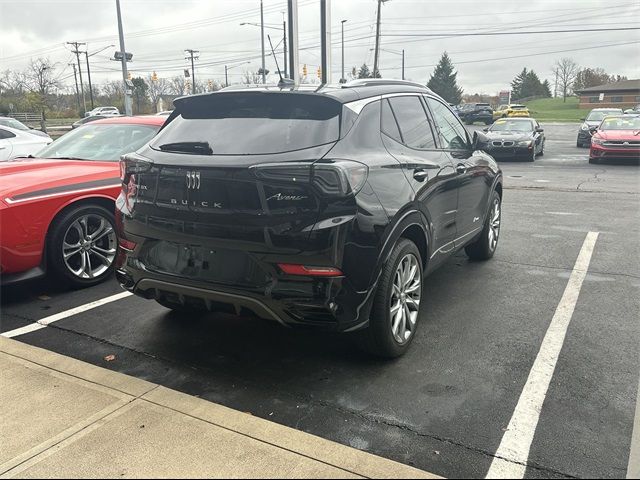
[85,44,115,110]
[225,61,250,87]
[261,0,266,84]
[341,20,347,83]
[115,0,132,116]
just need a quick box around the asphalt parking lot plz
[2,122,639,479]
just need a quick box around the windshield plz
[489,119,533,132]
[587,110,623,122]
[151,92,342,155]
[0,118,29,131]
[36,123,159,161]
[599,116,640,131]
[510,105,527,110]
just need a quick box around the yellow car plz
[493,104,531,120]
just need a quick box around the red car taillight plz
[278,264,344,277]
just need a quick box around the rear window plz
[151,92,343,155]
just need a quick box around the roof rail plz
[342,79,428,89]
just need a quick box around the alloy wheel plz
[62,214,117,279]
[390,253,421,344]
[488,198,501,252]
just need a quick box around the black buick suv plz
[115,79,503,357]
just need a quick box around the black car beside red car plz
[115,80,503,357]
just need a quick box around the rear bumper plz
[117,263,373,332]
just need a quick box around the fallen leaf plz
[434,451,440,455]
[38,295,51,301]
[104,354,116,362]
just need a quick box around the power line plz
[382,26,640,38]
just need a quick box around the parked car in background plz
[0,117,51,139]
[589,114,640,164]
[72,115,108,129]
[157,110,174,116]
[458,103,493,125]
[115,81,503,358]
[493,104,530,120]
[0,116,164,287]
[577,108,624,147]
[84,106,120,118]
[481,117,545,162]
[0,125,52,161]
[623,104,640,114]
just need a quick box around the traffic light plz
[302,64,307,76]
[207,79,213,91]
[127,72,132,80]
[151,71,158,81]
[317,66,321,79]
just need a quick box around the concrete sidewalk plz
[0,337,439,479]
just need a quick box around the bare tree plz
[552,58,579,102]
[0,69,27,95]
[242,71,262,85]
[146,74,170,112]
[168,75,188,96]
[25,58,60,131]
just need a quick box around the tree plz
[511,68,528,100]
[552,57,579,102]
[573,67,627,91]
[511,68,552,100]
[168,75,188,95]
[242,71,262,85]
[25,58,60,132]
[357,63,371,79]
[541,79,552,98]
[426,52,463,104]
[131,77,149,114]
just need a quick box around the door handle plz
[413,169,429,182]
[456,164,467,174]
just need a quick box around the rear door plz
[380,95,458,254]
[425,96,490,244]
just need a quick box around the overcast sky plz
[1,0,639,94]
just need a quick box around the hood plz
[484,130,532,141]
[0,158,120,201]
[594,130,640,141]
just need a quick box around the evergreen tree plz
[426,52,463,104]
[357,64,371,79]
[541,79,552,98]
[511,68,528,100]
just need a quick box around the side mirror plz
[472,130,491,152]
[580,118,586,121]
[482,127,489,132]
[535,127,544,133]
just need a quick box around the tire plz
[48,203,118,288]
[355,238,423,358]
[538,141,545,156]
[465,190,501,261]
[526,148,535,162]
[576,141,582,148]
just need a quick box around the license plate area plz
[141,241,270,287]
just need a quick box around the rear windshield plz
[587,110,623,121]
[151,92,342,155]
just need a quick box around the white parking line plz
[1,292,133,339]
[486,231,599,479]
[628,373,640,479]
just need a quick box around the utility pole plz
[320,0,331,84]
[115,0,132,116]
[260,0,266,84]
[70,63,81,115]
[554,71,558,98]
[372,0,382,78]
[185,49,199,94]
[67,41,87,114]
[401,48,405,80]
[84,51,94,110]
[225,65,229,87]
[287,0,299,86]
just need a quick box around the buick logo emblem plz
[186,171,201,190]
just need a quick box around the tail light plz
[120,153,152,211]
[278,264,344,277]
[251,159,368,198]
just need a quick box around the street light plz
[240,19,288,80]
[370,47,405,80]
[85,44,115,109]
[225,61,251,87]
[341,19,347,83]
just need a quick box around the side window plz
[426,97,469,150]
[380,99,402,143]
[388,96,437,149]
[0,128,16,139]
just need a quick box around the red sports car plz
[1,115,165,287]
[589,114,640,164]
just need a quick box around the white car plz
[0,117,52,139]
[84,106,120,118]
[0,125,52,161]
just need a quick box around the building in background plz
[575,79,640,109]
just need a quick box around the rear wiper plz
[158,141,213,155]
